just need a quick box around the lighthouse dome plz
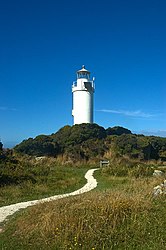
[77,65,90,79]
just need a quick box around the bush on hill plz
[51,123,106,147]
[106,126,131,136]
[14,136,60,156]
[0,141,3,152]
[109,134,166,160]
[14,123,107,159]
[13,124,166,162]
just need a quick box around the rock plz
[35,156,46,161]
[153,170,164,177]
[153,180,166,196]
[153,185,163,196]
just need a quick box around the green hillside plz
[14,123,166,162]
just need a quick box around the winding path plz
[0,168,98,224]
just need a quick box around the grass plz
[94,169,131,191]
[0,159,89,206]
[0,163,166,249]
[0,188,166,250]
[94,168,164,194]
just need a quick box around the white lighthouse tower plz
[72,65,95,125]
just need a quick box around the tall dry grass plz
[2,175,166,250]
[10,192,150,248]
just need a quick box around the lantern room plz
[76,65,90,79]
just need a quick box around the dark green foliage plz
[14,123,106,159]
[106,126,131,136]
[81,139,107,159]
[111,134,138,155]
[52,123,106,147]
[65,138,108,161]
[65,145,85,161]
[15,135,60,156]
[102,159,154,178]
[0,156,88,206]
[0,141,3,152]
[13,124,166,162]
[51,123,107,161]
[0,153,34,187]
[51,125,72,151]
[109,134,166,160]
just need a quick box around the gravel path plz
[0,168,98,224]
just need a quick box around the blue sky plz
[0,0,166,147]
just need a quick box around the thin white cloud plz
[0,106,17,111]
[0,107,7,111]
[134,130,166,137]
[97,109,156,118]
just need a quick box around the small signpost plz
[100,160,110,168]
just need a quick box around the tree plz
[14,136,60,156]
[14,123,166,161]
[106,126,131,136]
[0,141,3,153]
[52,123,106,148]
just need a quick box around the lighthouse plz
[72,65,95,125]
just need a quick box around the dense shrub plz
[106,126,131,136]
[14,123,106,158]
[101,158,154,178]
[15,136,60,156]
[13,124,166,162]
[0,141,3,152]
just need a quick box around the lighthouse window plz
[77,72,90,79]
[84,82,92,91]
